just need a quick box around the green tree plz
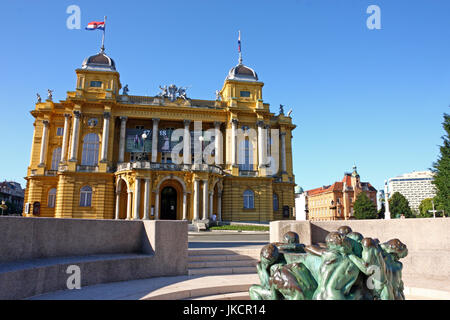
[419,198,434,217]
[389,192,413,218]
[419,197,445,218]
[353,192,378,219]
[432,113,450,216]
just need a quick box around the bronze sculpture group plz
[249,227,408,300]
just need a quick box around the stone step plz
[188,254,259,262]
[141,274,259,300]
[188,291,251,300]
[188,248,260,257]
[189,259,257,269]
[188,266,256,276]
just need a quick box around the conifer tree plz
[432,113,450,216]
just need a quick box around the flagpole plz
[238,30,242,64]
[101,16,106,52]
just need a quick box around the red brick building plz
[305,166,377,221]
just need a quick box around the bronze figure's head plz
[261,243,280,265]
[337,226,352,236]
[283,231,299,244]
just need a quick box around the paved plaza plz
[27,231,450,300]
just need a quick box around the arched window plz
[80,186,92,207]
[81,133,99,166]
[48,188,57,208]
[51,147,61,171]
[243,189,254,209]
[273,193,279,211]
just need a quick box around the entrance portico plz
[115,167,222,221]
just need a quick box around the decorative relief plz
[87,118,99,128]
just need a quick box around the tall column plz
[209,191,213,217]
[202,179,208,220]
[69,111,81,161]
[151,118,160,163]
[384,180,391,220]
[193,179,199,221]
[38,120,49,166]
[154,191,159,220]
[257,120,265,168]
[217,192,222,221]
[214,122,222,165]
[183,120,191,164]
[118,116,127,163]
[143,178,151,220]
[280,132,287,173]
[231,119,238,166]
[126,190,132,220]
[115,190,120,220]
[182,192,188,220]
[60,114,71,162]
[133,178,141,220]
[101,111,111,162]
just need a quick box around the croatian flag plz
[238,31,241,53]
[86,21,105,31]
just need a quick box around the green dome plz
[295,186,304,194]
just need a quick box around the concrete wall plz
[0,217,188,299]
[270,218,450,278]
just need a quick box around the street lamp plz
[141,130,151,160]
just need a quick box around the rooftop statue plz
[177,86,188,100]
[158,84,189,102]
[158,85,168,98]
[36,93,41,103]
[47,89,53,101]
[249,227,408,300]
[122,84,129,95]
[215,90,222,101]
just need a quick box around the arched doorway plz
[161,186,177,220]
[117,179,128,219]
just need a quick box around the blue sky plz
[0,0,448,191]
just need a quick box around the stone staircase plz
[188,248,260,276]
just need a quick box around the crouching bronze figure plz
[249,227,408,300]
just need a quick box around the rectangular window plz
[90,81,102,88]
[80,192,92,207]
[240,91,251,97]
[56,127,64,136]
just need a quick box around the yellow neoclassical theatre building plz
[23,45,296,222]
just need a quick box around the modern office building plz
[388,171,436,212]
[23,42,296,222]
